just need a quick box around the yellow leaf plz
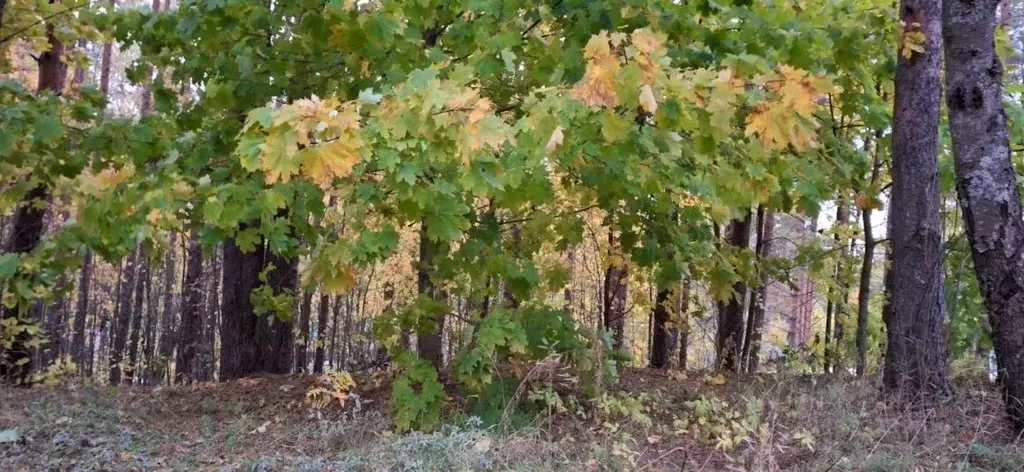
[631,28,668,57]
[900,23,926,60]
[545,126,564,153]
[300,138,362,189]
[639,84,657,113]
[571,33,621,108]
[468,97,493,124]
[710,373,727,386]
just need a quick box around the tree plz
[743,207,774,373]
[717,214,752,372]
[603,231,628,351]
[649,287,675,368]
[944,0,1024,429]
[883,0,950,397]
[176,231,204,383]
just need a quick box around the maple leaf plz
[571,33,621,108]
[545,126,564,153]
[639,84,658,113]
[631,28,668,58]
[260,128,301,184]
[900,23,926,59]
[775,66,820,116]
[300,137,362,189]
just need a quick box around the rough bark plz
[678,281,691,369]
[126,248,148,383]
[717,214,752,372]
[108,246,139,384]
[856,205,876,377]
[176,232,205,383]
[71,250,92,371]
[944,0,1024,429]
[256,249,296,374]
[312,292,330,373]
[884,0,951,397]
[744,209,774,373]
[649,288,675,368]
[603,231,628,350]
[154,233,177,383]
[295,291,313,373]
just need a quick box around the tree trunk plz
[856,205,876,377]
[176,232,205,383]
[417,221,446,368]
[295,290,313,373]
[154,233,177,384]
[649,287,675,368]
[944,0,1024,429]
[603,231,628,350]
[71,250,92,372]
[126,247,148,383]
[884,0,950,397]
[312,292,330,373]
[256,249,296,374]
[717,214,752,372]
[109,246,139,384]
[826,200,849,374]
[678,280,691,369]
[744,209,774,373]
[204,245,220,380]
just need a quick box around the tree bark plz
[717,213,751,372]
[295,290,313,373]
[109,246,139,384]
[176,232,205,383]
[884,0,951,397]
[603,231,628,350]
[649,287,675,368]
[153,233,176,384]
[944,0,1024,429]
[312,291,330,373]
[744,208,774,373]
[126,247,148,383]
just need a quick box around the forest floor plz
[2,365,1023,471]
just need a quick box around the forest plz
[3,0,1024,470]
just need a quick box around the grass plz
[1,365,1022,471]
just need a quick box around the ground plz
[2,365,1023,471]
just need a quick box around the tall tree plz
[153,233,176,384]
[649,287,675,368]
[417,221,446,368]
[944,0,1024,429]
[884,0,950,396]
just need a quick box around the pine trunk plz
[109,246,139,384]
[649,288,674,368]
[176,232,205,383]
[313,292,330,373]
[884,0,950,397]
[296,291,313,373]
[944,0,1024,429]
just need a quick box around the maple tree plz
[3,0,1024,433]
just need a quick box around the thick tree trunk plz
[109,247,139,384]
[649,288,675,368]
[884,0,950,397]
[717,214,751,372]
[603,231,628,350]
[417,221,446,368]
[295,291,313,373]
[944,0,1024,429]
[312,292,330,373]
[678,281,691,369]
[744,209,774,373]
[176,232,205,383]
[204,245,220,380]
[256,249,296,374]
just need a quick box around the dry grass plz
[0,365,1022,471]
